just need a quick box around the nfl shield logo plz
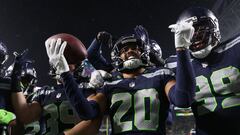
[202,63,208,68]
[129,82,135,88]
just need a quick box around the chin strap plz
[118,59,146,72]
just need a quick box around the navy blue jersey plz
[165,34,240,135]
[24,121,41,135]
[98,67,175,135]
[24,87,42,135]
[0,77,12,111]
[32,84,94,135]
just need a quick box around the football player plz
[0,42,11,110]
[134,25,179,133]
[10,40,98,135]
[5,59,41,135]
[87,28,165,74]
[87,31,117,135]
[46,27,196,135]
[0,42,17,135]
[166,6,240,135]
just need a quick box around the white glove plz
[168,17,196,49]
[89,70,112,88]
[45,38,69,75]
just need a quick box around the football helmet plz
[73,59,96,82]
[49,58,95,82]
[0,42,8,65]
[149,39,165,66]
[177,7,221,59]
[0,42,8,77]
[111,35,150,71]
[5,60,37,96]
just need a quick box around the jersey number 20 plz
[111,88,160,134]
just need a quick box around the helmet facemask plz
[190,17,220,59]
[177,7,221,59]
[6,60,38,97]
[120,43,144,70]
[111,36,150,72]
[21,74,37,96]
[73,59,95,82]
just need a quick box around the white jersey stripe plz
[216,35,240,53]
[142,69,175,78]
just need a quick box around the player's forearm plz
[11,92,40,124]
[87,39,112,72]
[64,117,102,135]
[169,50,195,107]
[61,72,100,120]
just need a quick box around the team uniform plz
[24,87,41,135]
[0,78,12,134]
[0,77,12,111]
[165,33,240,135]
[59,35,194,135]
[24,121,41,135]
[32,84,94,135]
[97,67,175,135]
[0,42,10,111]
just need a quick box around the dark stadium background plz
[0,0,239,86]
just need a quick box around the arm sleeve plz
[168,50,195,108]
[61,72,100,120]
[87,39,113,72]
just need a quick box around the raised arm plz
[165,17,196,108]
[11,50,41,124]
[87,31,114,72]
[45,38,106,120]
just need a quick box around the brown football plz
[46,33,88,64]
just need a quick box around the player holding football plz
[46,20,196,135]
[10,37,100,135]
[166,6,240,135]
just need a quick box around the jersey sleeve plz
[32,86,49,105]
[159,68,176,87]
[164,55,177,73]
[87,38,114,72]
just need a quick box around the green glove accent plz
[0,109,16,125]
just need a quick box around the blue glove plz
[11,49,29,92]
[87,31,114,72]
[134,25,150,45]
[96,31,112,47]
